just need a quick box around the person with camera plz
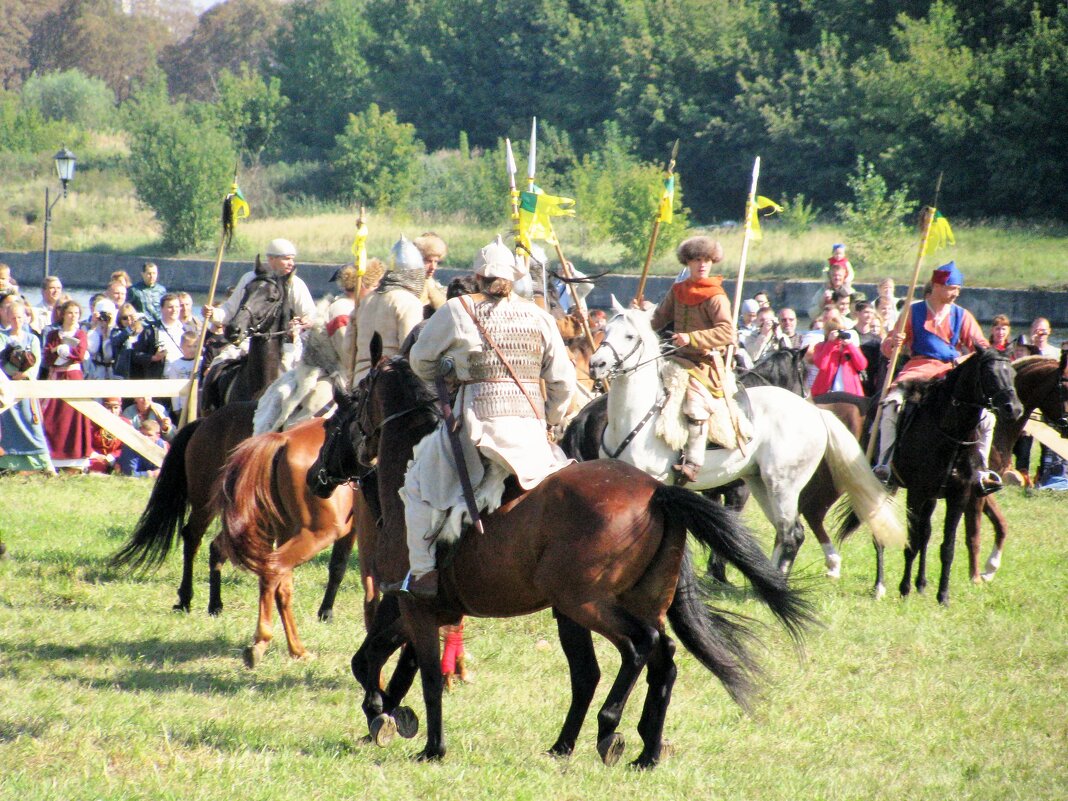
[0,298,54,474]
[85,298,120,380]
[808,309,868,397]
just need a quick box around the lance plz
[866,172,944,461]
[180,163,239,427]
[505,138,524,257]
[731,156,761,330]
[347,205,368,386]
[526,117,549,304]
[634,139,679,307]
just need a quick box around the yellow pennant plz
[748,195,783,240]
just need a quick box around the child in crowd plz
[87,398,125,474]
[875,278,900,330]
[164,331,199,418]
[121,396,174,442]
[118,419,167,478]
[827,244,855,285]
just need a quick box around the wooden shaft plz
[179,233,227,426]
[634,218,663,307]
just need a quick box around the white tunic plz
[405,293,575,512]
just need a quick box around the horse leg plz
[275,573,310,660]
[746,479,805,574]
[547,610,600,758]
[900,495,933,598]
[873,541,886,599]
[405,603,446,761]
[317,530,356,623]
[980,496,1008,581]
[914,499,936,596]
[245,573,281,668]
[632,629,677,770]
[799,471,842,579]
[175,520,206,613]
[937,496,967,606]
[964,494,984,584]
[207,535,226,617]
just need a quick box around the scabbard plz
[435,374,485,535]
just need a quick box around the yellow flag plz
[657,176,675,223]
[923,210,955,255]
[519,188,575,249]
[352,217,368,276]
[747,195,783,240]
[222,182,250,245]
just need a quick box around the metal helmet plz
[474,235,526,282]
[390,235,424,272]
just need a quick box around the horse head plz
[589,296,657,381]
[1013,351,1068,437]
[742,346,810,397]
[225,257,288,345]
[971,347,1024,422]
[307,381,364,499]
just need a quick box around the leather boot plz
[673,419,707,486]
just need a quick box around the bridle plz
[596,313,681,378]
[229,275,289,343]
[352,360,440,463]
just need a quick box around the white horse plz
[588,301,904,572]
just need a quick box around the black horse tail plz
[835,508,864,543]
[656,485,815,707]
[111,419,200,571]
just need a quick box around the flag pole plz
[865,172,944,461]
[180,166,238,427]
[634,139,679,307]
[347,205,368,386]
[731,156,761,329]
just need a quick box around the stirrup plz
[976,470,1003,496]
[673,459,700,486]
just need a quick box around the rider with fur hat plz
[353,236,427,382]
[385,235,575,599]
[873,262,1000,492]
[646,235,740,484]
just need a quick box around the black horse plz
[200,257,293,415]
[840,347,1022,605]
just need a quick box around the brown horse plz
[215,417,377,667]
[312,347,813,767]
[112,402,358,624]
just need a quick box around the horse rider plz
[353,236,427,383]
[414,232,449,311]
[384,236,576,599]
[203,238,317,333]
[641,235,742,485]
[873,262,1001,492]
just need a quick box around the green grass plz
[1,474,1065,800]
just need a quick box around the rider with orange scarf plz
[648,236,739,484]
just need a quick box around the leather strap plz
[459,296,543,419]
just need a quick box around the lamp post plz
[42,147,77,284]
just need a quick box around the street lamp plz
[42,146,77,283]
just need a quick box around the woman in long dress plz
[41,300,93,473]
[0,298,55,474]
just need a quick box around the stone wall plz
[2,249,1065,326]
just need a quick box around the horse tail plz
[819,409,906,549]
[655,484,815,659]
[111,419,201,571]
[215,434,289,574]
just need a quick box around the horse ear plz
[370,332,383,366]
[610,294,627,315]
[332,377,350,410]
[254,254,267,275]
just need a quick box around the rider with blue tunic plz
[874,262,1000,492]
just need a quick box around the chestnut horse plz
[215,417,377,667]
[112,403,358,624]
[310,347,813,767]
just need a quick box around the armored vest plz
[466,299,545,419]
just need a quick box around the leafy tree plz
[212,64,289,162]
[126,87,236,251]
[329,104,425,208]
[0,90,84,154]
[20,69,114,129]
[835,156,916,270]
[273,0,372,158]
[160,0,283,101]
[415,133,505,225]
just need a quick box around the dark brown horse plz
[215,418,377,667]
[311,348,813,767]
[112,403,358,624]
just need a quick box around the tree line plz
[2,0,1066,247]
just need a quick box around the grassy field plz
[4,145,1068,289]
[0,474,1065,800]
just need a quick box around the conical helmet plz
[390,235,424,272]
[474,235,526,282]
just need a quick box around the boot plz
[873,400,899,482]
[673,419,707,486]
[381,569,438,600]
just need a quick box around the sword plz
[434,366,485,535]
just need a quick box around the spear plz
[505,138,523,256]
[347,205,368,385]
[526,117,548,303]
[634,139,679,307]
[180,164,242,427]
[730,156,761,330]
[866,173,944,461]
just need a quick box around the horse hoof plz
[394,706,419,739]
[243,644,264,669]
[825,554,842,579]
[317,608,334,623]
[172,602,191,614]
[873,584,886,600]
[370,714,397,747]
[293,650,316,662]
[984,556,1001,573]
[980,571,996,583]
[547,742,574,759]
[208,604,223,617]
[597,733,625,767]
[415,746,444,762]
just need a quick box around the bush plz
[0,91,86,154]
[780,193,821,234]
[835,156,917,270]
[329,104,424,208]
[413,133,506,225]
[21,70,115,130]
[126,95,237,252]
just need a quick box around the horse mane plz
[1012,354,1058,372]
[385,356,439,407]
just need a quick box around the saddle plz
[656,360,754,451]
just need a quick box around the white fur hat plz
[266,238,297,257]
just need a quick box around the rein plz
[601,394,667,459]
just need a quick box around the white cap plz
[266,238,297,257]
[93,298,118,317]
[741,298,760,314]
[474,235,527,282]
